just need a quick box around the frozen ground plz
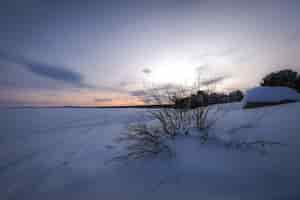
[1,103,300,200]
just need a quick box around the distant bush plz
[174,89,244,109]
[261,69,300,92]
[296,76,300,92]
[229,90,244,102]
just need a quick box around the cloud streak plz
[129,90,147,97]
[128,83,181,104]
[201,76,230,86]
[142,68,151,74]
[94,98,113,102]
[0,51,86,87]
[0,51,134,94]
[24,62,83,86]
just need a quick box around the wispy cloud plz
[219,47,239,57]
[94,98,113,102]
[129,89,152,104]
[0,51,88,88]
[195,65,209,73]
[129,90,147,97]
[24,62,83,86]
[142,68,151,74]
[0,51,133,94]
[201,75,231,86]
[191,47,239,62]
[128,83,180,104]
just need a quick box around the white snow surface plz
[242,86,300,105]
[1,103,300,200]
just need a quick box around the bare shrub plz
[148,109,192,137]
[113,85,216,161]
[147,86,212,137]
[114,123,173,161]
[142,87,187,135]
[114,68,224,160]
[193,107,209,130]
[191,105,219,142]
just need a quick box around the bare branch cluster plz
[114,124,173,161]
[148,108,193,137]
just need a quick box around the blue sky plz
[1,0,300,106]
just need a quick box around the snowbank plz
[242,86,300,108]
[213,102,300,144]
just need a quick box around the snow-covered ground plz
[1,103,300,200]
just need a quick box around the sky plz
[1,0,300,107]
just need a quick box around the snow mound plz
[242,86,300,108]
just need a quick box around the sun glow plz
[148,53,233,88]
[149,56,198,86]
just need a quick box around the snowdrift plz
[242,86,300,108]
